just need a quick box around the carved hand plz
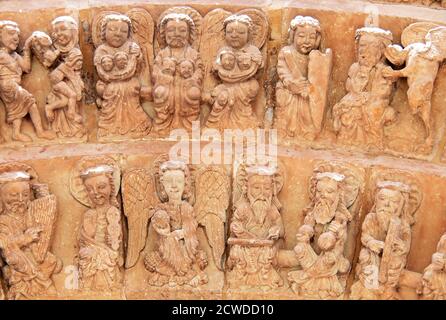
[267,226,281,240]
[172,229,185,241]
[25,226,43,243]
[382,67,401,80]
[391,239,406,255]
[368,239,385,254]
[431,253,444,269]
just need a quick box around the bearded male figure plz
[350,173,422,300]
[0,163,61,299]
[227,165,284,290]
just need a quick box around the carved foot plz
[12,132,32,142]
[45,105,55,122]
[36,130,56,140]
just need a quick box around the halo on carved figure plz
[233,8,268,49]
[0,162,38,184]
[234,160,285,207]
[355,26,393,46]
[401,22,443,47]
[370,169,422,224]
[126,8,155,68]
[152,154,194,204]
[91,11,121,47]
[309,161,364,209]
[70,156,121,207]
[156,6,202,50]
[287,15,322,45]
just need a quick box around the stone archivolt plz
[0,0,445,300]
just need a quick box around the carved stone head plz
[355,27,393,67]
[158,160,191,203]
[80,165,115,208]
[0,20,20,52]
[160,13,195,49]
[374,181,409,219]
[101,14,132,48]
[0,171,32,216]
[224,14,252,50]
[288,16,321,55]
[51,16,78,52]
[312,172,344,225]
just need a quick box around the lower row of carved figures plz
[0,156,444,300]
[0,8,445,152]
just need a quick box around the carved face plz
[101,55,114,72]
[165,19,189,49]
[114,51,128,70]
[83,174,111,207]
[105,20,129,48]
[179,60,194,78]
[0,181,30,215]
[162,58,176,75]
[357,34,383,67]
[375,188,403,217]
[52,21,73,47]
[220,51,236,70]
[315,177,339,205]
[0,26,19,52]
[247,175,273,205]
[312,177,340,224]
[161,169,185,202]
[225,21,249,50]
[293,25,319,55]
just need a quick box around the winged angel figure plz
[122,155,230,288]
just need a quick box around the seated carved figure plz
[205,14,263,130]
[144,161,208,287]
[333,27,397,150]
[418,233,446,300]
[152,11,203,134]
[227,165,284,290]
[288,164,362,299]
[350,173,422,300]
[288,227,346,299]
[274,16,332,140]
[384,25,446,150]
[93,14,152,138]
[70,157,123,291]
[0,162,62,300]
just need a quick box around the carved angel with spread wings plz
[122,155,230,288]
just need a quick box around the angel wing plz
[127,8,155,86]
[199,9,231,94]
[237,8,268,49]
[194,166,230,270]
[122,168,158,268]
[28,194,57,263]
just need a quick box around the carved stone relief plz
[152,7,204,134]
[70,156,123,292]
[350,170,422,300]
[274,16,332,141]
[288,162,364,299]
[0,162,62,299]
[92,11,153,139]
[203,9,268,130]
[226,163,284,291]
[122,155,230,289]
[0,21,55,143]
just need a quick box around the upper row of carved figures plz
[371,0,446,8]
[0,7,446,156]
[0,156,444,300]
